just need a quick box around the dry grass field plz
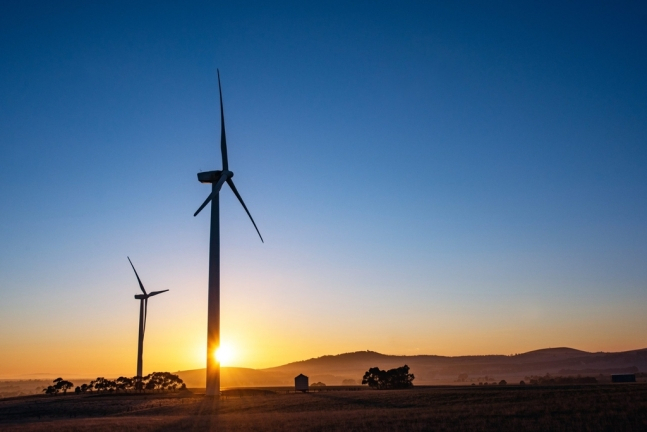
[1,384,646,431]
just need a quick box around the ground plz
[1,385,646,431]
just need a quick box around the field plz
[1,384,646,431]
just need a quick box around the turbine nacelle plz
[197,170,234,184]
[134,290,169,300]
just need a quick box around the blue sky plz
[0,1,646,376]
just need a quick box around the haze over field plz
[173,347,647,387]
[1,1,646,379]
[4,346,646,391]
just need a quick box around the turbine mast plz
[206,182,221,396]
[137,298,145,380]
[128,257,168,391]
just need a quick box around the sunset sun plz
[215,344,235,366]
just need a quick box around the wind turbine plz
[128,257,169,387]
[194,69,263,397]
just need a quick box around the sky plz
[0,1,646,378]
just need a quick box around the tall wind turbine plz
[128,257,169,386]
[194,69,263,396]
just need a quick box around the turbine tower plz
[128,257,169,386]
[194,70,263,396]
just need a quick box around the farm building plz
[611,374,636,383]
[295,374,309,392]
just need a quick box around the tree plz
[159,372,173,391]
[140,372,185,392]
[43,386,57,396]
[91,377,115,393]
[134,376,144,392]
[116,377,134,393]
[362,367,383,389]
[107,380,117,392]
[57,380,74,394]
[362,365,414,390]
[145,380,156,391]
[43,378,74,396]
[90,378,102,392]
[167,373,184,391]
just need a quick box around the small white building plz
[295,374,309,392]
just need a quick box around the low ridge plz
[173,347,647,388]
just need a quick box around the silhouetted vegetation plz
[362,365,414,389]
[43,378,74,396]
[310,382,326,387]
[72,372,185,394]
[524,374,597,385]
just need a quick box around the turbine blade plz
[148,289,169,297]
[227,178,264,243]
[194,192,214,217]
[128,257,147,295]
[218,69,228,172]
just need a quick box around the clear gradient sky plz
[1,1,646,378]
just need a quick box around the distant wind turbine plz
[128,257,169,386]
[194,69,263,397]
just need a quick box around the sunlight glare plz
[215,344,235,366]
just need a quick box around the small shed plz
[611,374,636,383]
[295,374,309,392]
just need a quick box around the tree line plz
[42,372,186,395]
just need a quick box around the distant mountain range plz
[175,347,647,388]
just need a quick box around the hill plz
[175,347,647,387]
